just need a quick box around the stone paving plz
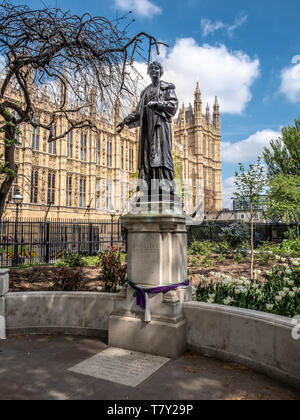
[0,335,299,400]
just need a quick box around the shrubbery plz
[99,247,127,293]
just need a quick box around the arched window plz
[30,169,39,203]
[67,131,73,158]
[81,133,87,161]
[47,172,56,204]
[32,119,40,151]
[66,175,72,207]
[49,125,57,154]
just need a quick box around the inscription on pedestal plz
[130,233,161,284]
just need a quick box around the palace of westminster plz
[1,81,222,221]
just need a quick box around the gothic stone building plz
[1,83,222,220]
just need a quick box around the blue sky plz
[18,0,300,207]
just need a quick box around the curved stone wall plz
[183,302,300,389]
[5,291,118,338]
[4,291,300,389]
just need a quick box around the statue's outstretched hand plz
[116,121,126,134]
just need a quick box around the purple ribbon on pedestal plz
[128,279,190,319]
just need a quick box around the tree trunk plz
[0,121,17,219]
[250,203,254,282]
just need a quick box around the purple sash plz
[128,279,190,310]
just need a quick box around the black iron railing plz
[0,218,127,267]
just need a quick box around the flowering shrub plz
[219,223,250,249]
[196,264,300,318]
[99,247,127,293]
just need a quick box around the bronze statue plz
[116,62,179,195]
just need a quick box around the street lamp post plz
[12,191,23,267]
[110,208,116,248]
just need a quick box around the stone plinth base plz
[0,269,9,340]
[121,214,187,286]
[110,213,190,358]
[129,194,183,216]
[108,286,192,358]
[109,314,186,359]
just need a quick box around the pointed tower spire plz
[206,103,210,124]
[213,96,220,130]
[90,85,97,119]
[114,96,121,124]
[180,102,186,126]
[194,82,202,118]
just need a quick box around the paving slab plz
[0,335,299,400]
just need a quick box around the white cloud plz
[201,14,248,37]
[222,129,281,163]
[0,55,6,79]
[280,63,300,102]
[133,38,260,114]
[114,0,162,18]
[222,177,236,209]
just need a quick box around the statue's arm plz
[116,108,140,133]
[156,88,179,118]
[124,109,141,128]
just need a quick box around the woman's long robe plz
[124,80,179,193]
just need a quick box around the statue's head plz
[147,61,164,78]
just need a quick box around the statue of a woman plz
[116,62,178,196]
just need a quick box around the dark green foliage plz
[62,253,87,268]
[99,247,127,293]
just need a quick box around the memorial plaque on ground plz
[68,347,170,387]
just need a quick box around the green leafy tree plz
[267,174,300,231]
[263,118,300,177]
[233,158,268,281]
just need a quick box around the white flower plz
[280,257,286,263]
[283,263,289,269]
[283,277,290,282]
[208,293,216,299]
[252,283,260,289]
[291,259,300,266]
[265,271,272,276]
[253,269,262,275]
[266,304,274,310]
[116,285,123,291]
[293,287,300,293]
[275,295,283,302]
[289,291,296,298]
[275,255,281,261]
[287,280,294,286]
[283,288,289,294]
[267,250,273,256]
[285,269,292,275]
[223,297,234,305]
[278,291,286,297]
[97,286,103,292]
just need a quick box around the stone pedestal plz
[0,269,9,340]
[108,214,191,358]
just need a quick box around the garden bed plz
[9,265,104,292]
